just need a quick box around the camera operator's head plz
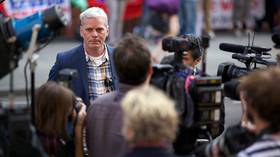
[113,33,152,85]
[181,34,203,69]
[239,67,280,134]
[35,81,76,139]
[121,86,179,146]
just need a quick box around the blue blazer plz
[48,44,118,106]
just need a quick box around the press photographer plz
[151,34,225,156]
[35,81,86,157]
[196,67,280,157]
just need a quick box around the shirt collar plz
[84,44,109,64]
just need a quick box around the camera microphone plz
[219,43,271,55]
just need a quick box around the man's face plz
[182,51,201,68]
[80,17,109,51]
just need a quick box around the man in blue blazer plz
[49,7,118,106]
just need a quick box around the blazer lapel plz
[75,45,89,105]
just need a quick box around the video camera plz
[195,34,279,157]
[151,35,224,155]
[0,5,68,79]
[195,123,257,157]
[217,42,276,100]
[57,68,83,113]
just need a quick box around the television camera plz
[217,42,276,100]
[195,34,279,157]
[151,35,224,155]
[57,68,83,113]
[0,5,68,157]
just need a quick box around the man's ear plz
[194,57,202,65]
[122,127,134,142]
[145,65,153,85]
[148,65,153,76]
[80,26,83,38]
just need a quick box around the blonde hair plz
[121,86,179,144]
[80,7,108,26]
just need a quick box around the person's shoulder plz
[87,91,120,117]
[106,44,114,53]
[58,44,83,58]
[236,138,280,157]
[93,92,117,105]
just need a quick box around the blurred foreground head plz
[121,86,179,145]
[239,67,280,132]
[35,81,75,138]
[113,34,152,85]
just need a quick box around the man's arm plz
[48,53,62,81]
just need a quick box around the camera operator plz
[35,81,86,157]
[236,67,280,157]
[161,34,202,75]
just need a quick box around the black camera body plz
[217,43,276,100]
[196,124,256,157]
[57,68,82,113]
[162,36,195,53]
[189,76,223,132]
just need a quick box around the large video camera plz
[217,42,276,100]
[0,5,68,79]
[195,123,257,157]
[195,35,279,157]
[151,35,224,155]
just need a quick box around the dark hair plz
[181,34,203,60]
[239,67,280,129]
[113,34,151,85]
[35,81,75,139]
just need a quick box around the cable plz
[24,60,30,107]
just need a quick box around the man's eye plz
[96,28,104,32]
[85,28,93,32]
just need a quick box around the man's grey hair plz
[80,7,108,26]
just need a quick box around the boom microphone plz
[219,43,271,55]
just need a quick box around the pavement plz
[0,32,277,127]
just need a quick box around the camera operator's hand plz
[73,102,86,157]
[75,103,87,127]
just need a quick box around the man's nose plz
[91,30,98,36]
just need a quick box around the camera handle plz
[201,47,207,76]
[26,24,41,124]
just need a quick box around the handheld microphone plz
[219,43,271,55]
